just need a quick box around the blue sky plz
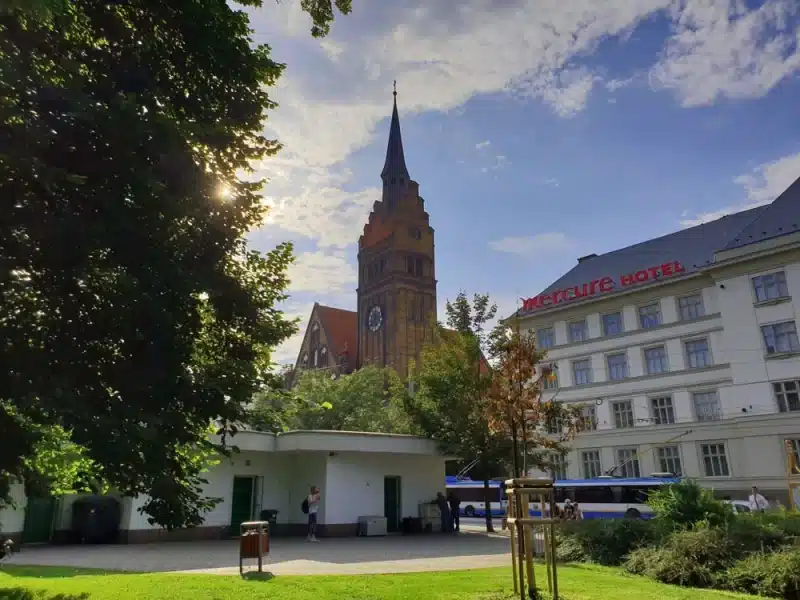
[241,0,800,364]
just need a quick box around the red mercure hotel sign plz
[521,261,687,312]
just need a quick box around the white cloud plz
[481,154,509,173]
[475,140,491,149]
[488,232,576,256]
[650,0,800,107]
[288,251,358,294]
[680,151,800,226]
[543,177,559,187]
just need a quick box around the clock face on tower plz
[367,305,383,332]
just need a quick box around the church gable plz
[293,303,357,377]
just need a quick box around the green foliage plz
[556,519,661,566]
[624,526,733,588]
[248,366,414,435]
[720,548,800,599]
[0,0,348,528]
[647,480,735,529]
[725,512,792,554]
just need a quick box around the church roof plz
[315,304,357,359]
[380,88,410,182]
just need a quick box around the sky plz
[240,0,800,365]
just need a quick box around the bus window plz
[556,487,574,503]
[574,486,614,504]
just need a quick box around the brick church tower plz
[356,87,437,377]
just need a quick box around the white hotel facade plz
[519,177,800,503]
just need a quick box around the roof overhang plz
[216,429,446,457]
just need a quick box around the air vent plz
[577,253,598,263]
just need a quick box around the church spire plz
[380,81,410,183]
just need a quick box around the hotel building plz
[519,177,800,503]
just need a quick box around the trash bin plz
[239,520,270,575]
[259,509,279,526]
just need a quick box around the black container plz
[259,509,279,525]
[71,496,121,544]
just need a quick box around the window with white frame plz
[656,445,682,476]
[651,396,675,425]
[542,364,558,390]
[638,302,662,329]
[685,338,712,368]
[752,271,789,303]
[602,312,623,336]
[762,321,800,354]
[550,453,567,480]
[569,320,588,343]
[612,400,634,428]
[701,443,730,477]
[572,359,592,386]
[693,391,721,421]
[537,327,555,349]
[546,416,564,435]
[616,448,641,478]
[581,450,602,478]
[773,380,800,413]
[606,353,628,381]
[644,346,668,374]
[678,293,705,321]
[581,405,597,431]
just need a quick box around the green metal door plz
[22,496,56,544]
[383,476,401,533]
[230,476,254,534]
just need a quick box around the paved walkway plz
[6,528,512,576]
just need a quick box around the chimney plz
[577,253,597,264]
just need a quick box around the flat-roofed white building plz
[518,177,800,504]
[0,430,447,544]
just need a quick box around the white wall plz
[323,453,444,524]
[124,450,293,531]
[0,483,26,535]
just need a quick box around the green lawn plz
[0,564,755,600]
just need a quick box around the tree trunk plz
[510,415,521,478]
[480,453,495,533]
[521,416,529,475]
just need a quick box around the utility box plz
[357,516,387,537]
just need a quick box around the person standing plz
[447,491,461,532]
[307,485,321,542]
[436,492,451,533]
[748,486,769,512]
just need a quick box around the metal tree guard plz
[786,440,800,511]
[505,477,559,600]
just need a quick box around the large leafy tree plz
[249,366,415,435]
[0,0,350,528]
[408,292,509,532]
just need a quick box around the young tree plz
[488,325,582,479]
[407,292,507,532]
[0,0,350,528]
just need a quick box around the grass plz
[0,564,757,600]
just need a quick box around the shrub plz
[556,518,659,566]
[726,513,790,554]
[647,479,734,530]
[720,548,800,599]
[624,526,733,588]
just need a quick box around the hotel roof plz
[521,174,800,315]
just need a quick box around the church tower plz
[356,86,437,378]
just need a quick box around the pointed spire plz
[381,80,410,183]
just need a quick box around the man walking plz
[436,492,451,533]
[307,485,321,542]
[447,491,461,532]
[748,485,769,513]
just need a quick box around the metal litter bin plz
[239,520,270,575]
